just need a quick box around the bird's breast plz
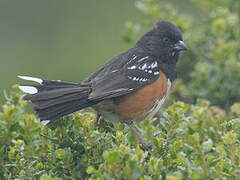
[92,71,171,123]
[114,71,171,122]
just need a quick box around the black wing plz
[88,55,160,101]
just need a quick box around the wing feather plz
[88,56,160,101]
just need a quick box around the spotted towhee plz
[19,21,187,149]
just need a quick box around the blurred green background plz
[0,0,199,103]
[0,0,141,102]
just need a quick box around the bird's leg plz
[127,123,152,150]
[94,113,101,129]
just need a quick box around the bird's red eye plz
[163,37,169,43]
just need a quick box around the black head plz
[136,20,187,64]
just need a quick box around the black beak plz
[174,40,188,51]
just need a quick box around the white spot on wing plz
[151,61,158,68]
[128,65,136,70]
[18,75,43,84]
[19,86,38,94]
[138,56,149,62]
[140,63,147,70]
[154,71,159,75]
[127,54,137,64]
[41,120,50,125]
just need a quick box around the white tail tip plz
[18,75,43,84]
[41,120,50,125]
[19,86,38,94]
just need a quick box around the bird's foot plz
[141,141,152,150]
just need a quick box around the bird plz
[18,20,187,150]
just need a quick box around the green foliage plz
[1,88,240,179]
[123,0,240,109]
[1,1,240,179]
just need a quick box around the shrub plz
[1,87,240,179]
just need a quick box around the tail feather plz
[37,99,97,121]
[32,93,85,109]
[34,91,92,117]
[24,87,90,103]
[18,76,98,125]
[24,87,87,101]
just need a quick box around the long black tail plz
[18,76,98,125]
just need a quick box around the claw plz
[141,141,152,150]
